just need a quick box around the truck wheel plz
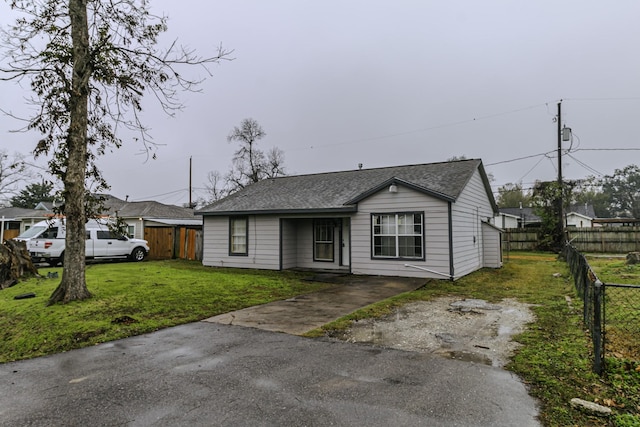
[130,247,146,262]
[48,252,64,267]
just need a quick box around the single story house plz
[493,212,520,229]
[0,206,55,241]
[496,204,597,229]
[97,195,202,260]
[1,195,202,260]
[496,207,542,228]
[197,159,502,280]
[565,204,596,228]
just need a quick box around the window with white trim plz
[372,212,424,259]
[229,217,248,256]
[314,220,334,262]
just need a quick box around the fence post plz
[593,280,604,375]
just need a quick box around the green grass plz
[311,252,640,426]
[0,260,332,363]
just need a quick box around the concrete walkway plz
[204,274,426,334]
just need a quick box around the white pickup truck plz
[17,219,150,266]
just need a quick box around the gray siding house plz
[197,159,502,280]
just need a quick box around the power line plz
[485,151,555,166]
[574,148,640,152]
[287,102,549,152]
[131,188,186,201]
[565,153,603,176]
[563,97,640,102]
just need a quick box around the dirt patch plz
[333,297,536,367]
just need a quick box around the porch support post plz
[278,218,283,271]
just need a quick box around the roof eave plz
[197,206,358,217]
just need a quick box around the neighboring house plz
[0,206,54,239]
[565,203,596,228]
[565,212,593,228]
[496,207,541,228]
[0,207,43,241]
[33,201,55,211]
[497,203,597,228]
[99,195,202,260]
[197,159,501,280]
[100,195,198,237]
[1,195,202,260]
[493,212,519,229]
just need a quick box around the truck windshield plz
[16,226,47,239]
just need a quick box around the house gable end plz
[345,177,456,206]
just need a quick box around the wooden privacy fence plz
[144,226,203,261]
[1,229,20,242]
[504,227,640,253]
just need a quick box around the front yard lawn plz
[0,260,332,363]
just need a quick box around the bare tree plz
[203,170,228,203]
[0,0,231,304]
[265,147,286,179]
[225,118,285,191]
[0,150,29,206]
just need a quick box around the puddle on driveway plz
[334,297,536,367]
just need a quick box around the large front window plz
[314,220,334,262]
[229,217,248,256]
[372,213,424,259]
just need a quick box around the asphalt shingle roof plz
[198,159,492,215]
[0,207,49,220]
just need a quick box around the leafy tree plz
[600,164,640,218]
[0,150,29,206]
[1,0,230,304]
[530,180,573,252]
[225,118,285,192]
[496,182,531,208]
[10,180,55,208]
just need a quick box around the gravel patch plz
[335,297,536,367]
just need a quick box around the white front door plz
[341,218,350,267]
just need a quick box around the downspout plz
[448,202,454,281]
[404,263,452,279]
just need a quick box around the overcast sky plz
[2,1,639,207]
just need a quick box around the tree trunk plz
[0,240,39,289]
[48,0,92,305]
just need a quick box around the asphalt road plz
[0,322,540,426]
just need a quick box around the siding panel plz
[202,215,280,270]
[451,170,495,278]
[351,186,451,279]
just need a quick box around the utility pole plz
[189,156,193,209]
[556,101,564,250]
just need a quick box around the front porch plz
[280,217,351,273]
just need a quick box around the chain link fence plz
[603,283,640,362]
[563,244,604,374]
[563,244,640,374]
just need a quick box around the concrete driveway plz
[204,274,426,334]
[0,275,541,426]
